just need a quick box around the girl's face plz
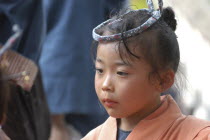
[95,42,161,122]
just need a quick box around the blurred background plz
[131,0,210,120]
[168,0,210,120]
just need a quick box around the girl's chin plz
[106,111,125,118]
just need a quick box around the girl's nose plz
[102,75,113,92]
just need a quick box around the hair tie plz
[92,0,163,42]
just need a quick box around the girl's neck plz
[118,97,161,131]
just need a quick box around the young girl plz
[82,0,210,140]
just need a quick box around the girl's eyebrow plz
[115,61,132,67]
[96,58,132,67]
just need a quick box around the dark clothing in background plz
[3,71,50,140]
[40,0,108,136]
[0,0,46,63]
[0,0,50,140]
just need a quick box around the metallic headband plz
[92,0,163,42]
[0,25,22,57]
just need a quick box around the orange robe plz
[0,128,10,140]
[82,95,210,140]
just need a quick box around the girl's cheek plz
[95,78,101,93]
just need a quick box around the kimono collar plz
[98,95,184,140]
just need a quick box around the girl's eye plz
[95,68,103,74]
[117,71,128,76]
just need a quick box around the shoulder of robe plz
[81,117,115,140]
[181,116,210,140]
[193,127,210,140]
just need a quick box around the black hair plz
[95,7,180,81]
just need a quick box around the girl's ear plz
[158,69,175,92]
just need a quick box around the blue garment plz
[0,0,46,63]
[39,0,107,114]
[117,129,131,140]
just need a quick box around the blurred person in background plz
[40,0,126,139]
[0,1,51,140]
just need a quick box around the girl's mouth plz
[102,99,118,108]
